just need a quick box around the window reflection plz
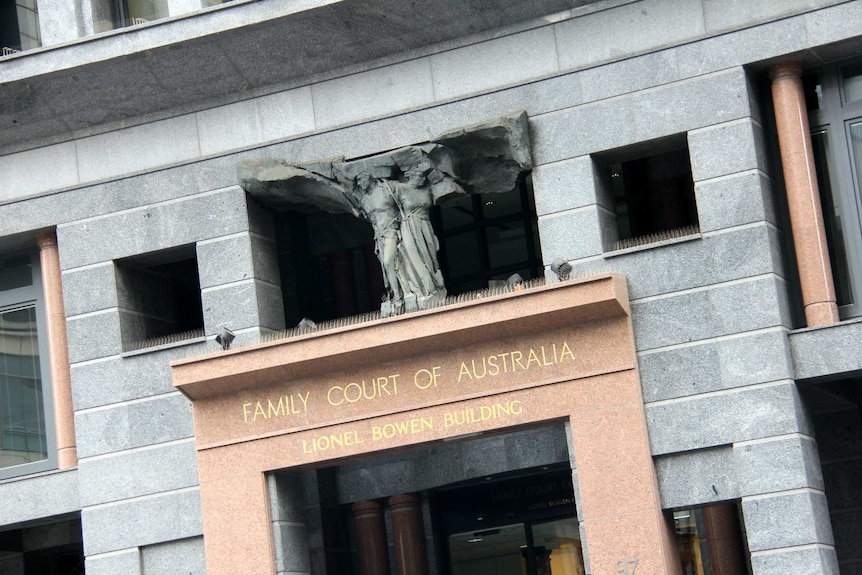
[811,130,853,306]
[0,305,47,470]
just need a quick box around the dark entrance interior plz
[433,467,582,575]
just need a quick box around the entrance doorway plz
[433,467,584,575]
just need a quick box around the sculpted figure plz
[353,174,404,312]
[237,112,532,317]
[393,163,446,306]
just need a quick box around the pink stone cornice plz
[171,273,631,401]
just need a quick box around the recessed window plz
[115,246,204,351]
[596,136,699,250]
[268,175,542,327]
[0,0,41,54]
[433,176,542,296]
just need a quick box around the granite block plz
[639,328,793,402]
[0,142,79,202]
[702,0,844,33]
[70,341,208,410]
[631,275,791,351]
[84,548,142,575]
[256,279,286,332]
[141,536,206,575]
[804,1,862,48]
[201,280,263,333]
[128,392,195,448]
[742,490,834,552]
[273,522,311,574]
[689,119,766,182]
[750,545,839,575]
[57,187,249,269]
[62,263,118,317]
[167,0,202,17]
[531,95,637,165]
[75,115,201,183]
[681,15,809,77]
[0,469,79,526]
[430,26,559,101]
[695,171,776,232]
[734,435,824,497]
[269,473,305,523]
[196,234,256,289]
[75,392,193,458]
[601,223,781,299]
[790,319,862,380]
[82,488,203,555]
[554,0,705,71]
[37,0,81,45]
[538,206,606,263]
[646,382,809,455]
[632,70,754,144]
[196,88,315,156]
[578,49,681,103]
[654,446,739,508]
[532,156,611,216]
[78,440,199,507]
[312,59,435,130]
[65,310,123,363]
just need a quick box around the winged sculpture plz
[238,111,531,316]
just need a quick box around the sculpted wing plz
[429,110,531,195]
[237,158,361,216]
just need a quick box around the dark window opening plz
[811,130,853,307]
[115,246,204,351]
[596,136,699,250]
[272,176,542,327]
[800,377,862,574]
[0,517,84,575]
[432,175,542,297]
[0,0,40,54]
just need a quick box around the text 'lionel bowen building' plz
[3,0,862,574]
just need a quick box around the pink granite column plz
[352,500,391,575]
[37,232,77,469]
[770,61,840,326]
[702,504,747,575]
[388,493,429,575]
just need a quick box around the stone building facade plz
[2,1,862,574]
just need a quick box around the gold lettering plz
[297,391,310,413]
[541,345,553,366]
[253,401,266,422]
[527,348,541,369]
[242,403,252,423]
[267,397,286,419]
[458,361,472,382]
[487,355,499,376]
[327,385,344,406]
[499,352,511,373]
[511,350,525,371]
[560,341,575,362]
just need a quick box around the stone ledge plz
[171,273,630,400]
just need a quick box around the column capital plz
[388,492,422,511]
[769,61,803,82]
[36,231,58,249]
[352,499,385,516]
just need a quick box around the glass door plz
[447,517,584,575]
